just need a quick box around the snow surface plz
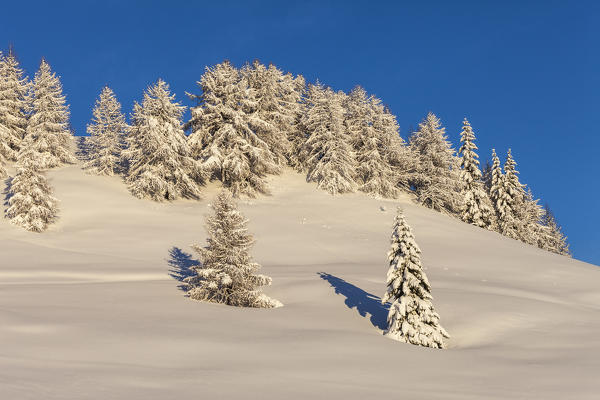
[1,165,598,399]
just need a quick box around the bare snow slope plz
[1,166,598,400]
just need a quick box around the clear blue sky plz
[1,1,598,265]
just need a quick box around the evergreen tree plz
[344,86,398,198]
[187,61,278,197]
[0,49,30,161]
[499,149,525,239]
[84,86,129,176]
[409,112,461,214]
[382,208,449,349]
[458,118,494,228]
[184,190,282,308]
[302,83,356,195]
[23,59,75,169]
[124,79,202,201]
[481,159,493,193]
[541,205,571,256]
[0,151,6,177]
[6,149,58,232]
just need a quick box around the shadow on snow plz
[167,246,199,291]
[318,272,389,331]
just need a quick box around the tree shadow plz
[167,247,199,291]
[318,272,389,331]
[3,176,13,207]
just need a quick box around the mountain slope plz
[0,166,598,399]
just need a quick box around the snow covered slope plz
[1,166,598,399]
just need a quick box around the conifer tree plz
[302,83,356,195]
[6,149,58,232]
[499,149,525,239]
[409,112,461,214]
[84,86,129,176]
[541,205,571,256]
[0,152,6,178]
[344,86,398,198]
[187,61,278,197]
[124,79,202,201]
[382,208,449,349]
[184,190,282,308]
[23,59,75,169]
[0,49,30,161]
[458,119,494,228]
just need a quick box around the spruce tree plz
[6,149,58,232]
[302,83,356,195]
[184,190,282,308]
[541,205,571,256]
[23,59,75,169]
[458,118,494,228]
[0,49,30,161]
[84,86,129,176]
[124,79,202,201]
[500,149,525,239]
[187,61,278,197]
[382,208,449,349]
[409,112,461,214]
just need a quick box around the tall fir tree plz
[302,83,356,195]
[6,149,58,232]
[344,86,398,198]
[84,86,129,176]
[458,118,494,228]
[187,61,279,197]
[184,190,282,308]
[499,149,525,239]
[382,208,449,349]
[22,59,75,169]
[409,112,461,214]
[0,49,30,161]
[124,79,203,201]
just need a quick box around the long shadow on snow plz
[3,176,13,207]
[318,272,389,331]
[167,247,199,291]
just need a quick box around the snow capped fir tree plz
[23,59,75,169]
[185,190,282,308]
[541,205,571,256]
[241,61,305,167]
[458,118,494,229]
[498,149,525,239]
[0,50,30,161]
[489,149,508,225]
[519,188,547,247]
[344,86,398,198]
[0,151,6,178]
[409,112,461,214]
[382,208,449,349]
[187,61,279,197]
[6,149,58,232]
[302,83,356,195]
[84,86,129,176]
[124,79,203,201]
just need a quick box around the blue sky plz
[1,1,598,264]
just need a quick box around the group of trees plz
[0,51,72,232]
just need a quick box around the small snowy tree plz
[84,86,129,176]
[23,58,75,169]
[124,79,203,201]
[458,118,494,229]
[184,190,282,308]
[0,152,6,177]
[409,112,461,214]
[0,50,30,161]
[187,61,279,197]
[302,83,356,195]
[6,149,58,232]
[540,205,571,256]
[382,208,449,349]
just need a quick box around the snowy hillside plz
[1,166,598,399]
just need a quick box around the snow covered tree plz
[124,79,203,201]
[344,86,398,198]
[382,208,449,349]
[0,152,6,177]
[540,205,571,256]
[0,49,30,161]
[409,112,461,214]
[481,159,493,193]
[458,118,494,229]
[241,61,305,167]
[184,190,282,308]
[6,149,58,232]
[23,58,75,169]
[302,83,356,195]
[498,149,525,239]
[84,86,129,176]
[187,61,279,197]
